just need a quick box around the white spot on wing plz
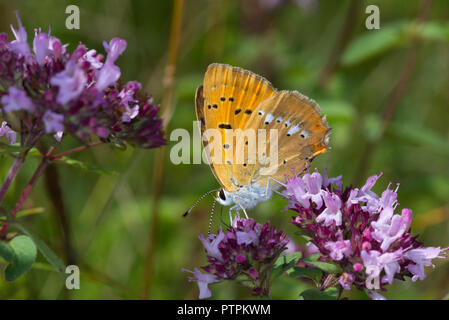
[258,110,265,116]
[300,130,309,138]
[287,124,300,136]
[264,113,274,124]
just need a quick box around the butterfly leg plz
[264,177,286,198]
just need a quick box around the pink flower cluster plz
[283,169,447,299]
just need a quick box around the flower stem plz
[50,141,104,161]
[0,155,25,203]
[0,132,39,203]
[10,146,56,218]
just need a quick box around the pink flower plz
[316,191,342,226]
[339,273,354,290]
[372,208,412,251]
[103,38,127,64]
[198,230,225,261]
[82,49,103,69]
[284,176,311,208]
[95,63,120,91]
[361,249,402,285]
[303,171,324,209]
[404,247,447,281]
[33,30,50,65]
[0,121,17,144]
[1,86,34,112]
[43,110,64,133]
[236,229,259,246]
[50,61,87,104]
[182,268,218,299]
[8,12,30,56]
[324,239,352,261]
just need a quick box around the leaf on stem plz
[271,252,302,280]
[14,224,66,274]
[0,235,37,281]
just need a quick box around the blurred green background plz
[0,0,448,299]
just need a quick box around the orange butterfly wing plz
[196,63,329,193]
[196,63,276,192]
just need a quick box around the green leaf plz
[293,229,314,241]
[4,235,37,281]
[14,224,66,274]
[303,255,342,274]
[300,287,339,300]
[0,142,29,154]
[389,123,449,157]
[271,252,302,280]
[343,21,449,67]
[54,156,118,175]
[319,100,356,124]
[342,22,408,66]
[0,241,16,262]
[15,207,45,219]
[288,266,323,284]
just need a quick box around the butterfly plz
[194,63,330,219]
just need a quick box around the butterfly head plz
[216,189,233,206]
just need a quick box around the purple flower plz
[184,218,288,299]
[361,249,402,285]
[303,172,324,209]
[82,49,103,69]
[198,231,225,261]
[0,13,164,154]
[0,121,17,144]
[103,38,127,64]
[316,191,342,226]
[339,273,354,290]
[283,175,311,208]
[182,268,219,299]
[8,12,30,56]
[403,247,447,281]
[50,61,87,105]
[324,239,352,261]
[43,110,64,133]
[33,30,50,65]
[1,86,34,112]
[95,62,120,91]
[94,38,127,91]
[371,207,412,251]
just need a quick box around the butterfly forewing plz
[197,63,276,192]
[196,63,329,194]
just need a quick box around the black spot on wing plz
[219,123,232,129]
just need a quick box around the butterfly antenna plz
[207,199,217,236]
[182,189,219,218]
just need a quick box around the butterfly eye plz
[218,189,226,201]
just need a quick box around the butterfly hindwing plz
[241,90,329,190]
